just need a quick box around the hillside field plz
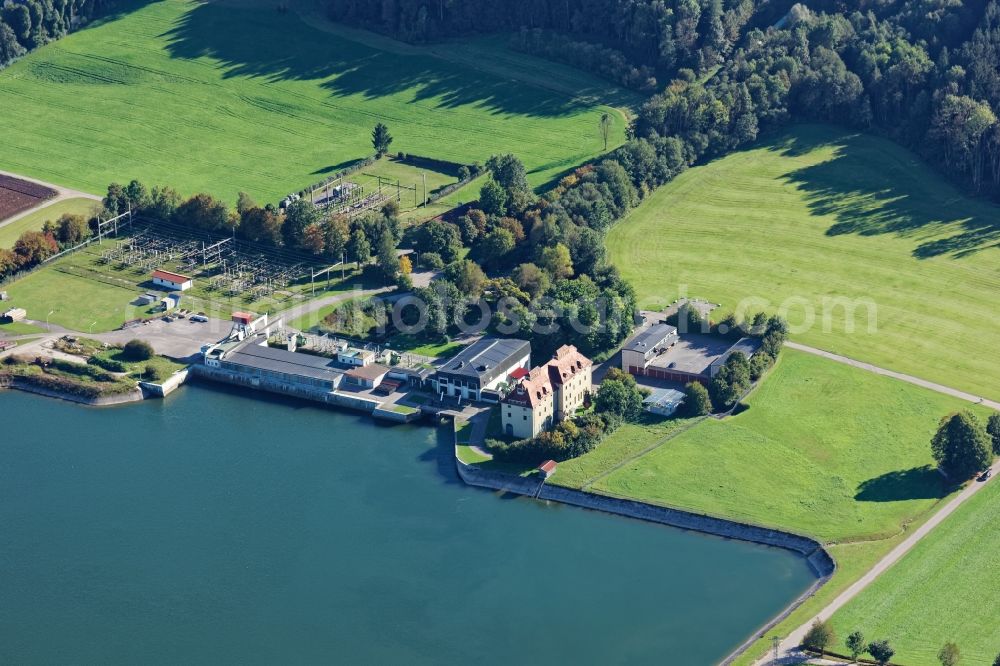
[584,350,988,543]
[831,474,1000,665]
[0,0,632,203]
[606,124,1000,400]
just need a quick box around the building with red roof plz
[501,345,593,440]
[151,269,193,291]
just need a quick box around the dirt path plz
[751,342,1000,665]
[786,341,1000,412]
[0,169,102,232]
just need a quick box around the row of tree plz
[102,179,409,285]
[0,0,113,69]
[0,212,92,279]
[804,619,1000,666]
[328,0,754,79]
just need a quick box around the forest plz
[330,0,1000,203]
[0,0,111,67]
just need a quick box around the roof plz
[625,324,678,353]
[346,363,391,381]
[504,366,552,408]
[538,460,558,473]
[710,337,760,371]
[643,388,686,407]
[435,338,530,385]
[232,312,254,323]
[546,345,592,386]
[510,367,530,380]
[225,342,344,385]
[152,269,192,283]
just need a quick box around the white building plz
[432,338,531,402]
[621,323,679,374]
[152,270,193,291]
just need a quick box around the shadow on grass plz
[854,465,950,502]
[766,126,1000,258]
[160,2,590,118]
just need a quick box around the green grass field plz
[0,198,100,248]
[607,124,1000,400]
[0,0,632,202]
[831,477,1000,665]
[589,350,988,543]
[550,415,699,490]
[3,266,144,332]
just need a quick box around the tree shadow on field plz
[160,2,587,118]
[766,126,1000,258]
[855,465,951,502]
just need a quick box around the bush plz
[122,339,155,361]
[488,412,621,466]
[421,252,444,270]
[143,364,165,382]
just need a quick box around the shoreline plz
[0,377,145,406]
[452,442,836,666]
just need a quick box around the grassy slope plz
[831,478,1000,665]
[549,415,699,490]
[0,198,99,248]
[592,350,988,543]
[0,0,631,201]
[606,124,1000,400]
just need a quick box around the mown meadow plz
[831,473,1000,665]
[0,0,632,202]
[606,123,1000,400]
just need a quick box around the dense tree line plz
[331,0,1000,203]
[328,0,754,82]
[618,1,1000,205]
[394,152,641,360]
[0,0,113,69]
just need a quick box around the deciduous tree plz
[684,381,712,416]
[987,413,1000,455]
[938,642,960,666]
[868,639,895,666]
[802,619,835,657]
[846,631,866,662]
[931,411,994,480]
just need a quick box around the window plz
[523,415,527,421]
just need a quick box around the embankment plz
[0,376,144,406]
[453,449,836,666]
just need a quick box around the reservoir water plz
[0,385,814,665]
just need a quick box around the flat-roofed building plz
[344,363,390,389]
[211,340,345,392]
[621,324,679,374]
[432,337,531,401]
[337,348,376,367]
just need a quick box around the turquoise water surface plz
[0,385,814,664]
